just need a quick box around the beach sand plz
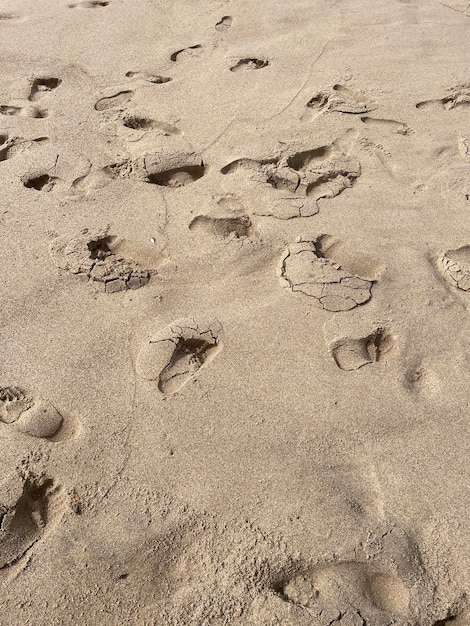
[0,0,469,623]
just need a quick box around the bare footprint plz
[0,387,63,439]
[189,214,255,239]
[230,58,269,72]
[28,77,61,102]
[94,90,134,111]
[330,328,396,370]
[222,140,360,217]
[125,71,171,84]
[303,84,377,120]
[361,116,413,135]
[144,151,206,187]
[170,45,203,62]
[0,104,47,118]
[215,15,233,31]
[122,115,181,135]
[275,561,410,625]
[0,475,66,569]
[23,173,63,192]
[50,231,164,292]
[417,84,470,110]
[279,235,383,311]
[0,12,24,21]
[136,318,223,396]
[68,1,110,7]
[0,135,48,162]
[437,245,470,290]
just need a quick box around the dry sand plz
[0,0,470,624]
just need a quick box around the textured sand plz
[0,0,470,624]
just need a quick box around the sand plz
[0,0,469,623]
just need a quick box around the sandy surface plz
[0,0,469,624]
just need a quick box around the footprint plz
[28,77,61,102]
[94,90,134,111]
[136,318,223,396]
[170,45,203,62]
[0,136,48,162]
[330,328,396,370]
[416,84,470,110]
[303,84,376,120]
[221,142,360,215]
[50,231,162,293]
[230,58,269,72]
[125,71,171,84]
[0,387,63,439]
[68,1,110,7]
[0,104,47,118]
[189,214,255,239]
[144,151,206,187]
[360,117,412,135]
[122,115,181,135]
[437,245,470,291]
[189,194,257,239]
[279,235,383,311]
[0,475,66,569]
[274,561,410,624]
[23,174,62,192]
[215,15,233,31]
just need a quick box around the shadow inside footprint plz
[215,15,233,30]
[136,318,224,396]
[170,45,203,62]
[146,164,205,187]
[94,90,134,111]
[0,476,65,569]
[330,328,396,371]
[230,58,269,72]
[23,174,60,192]
[29,77,61,101]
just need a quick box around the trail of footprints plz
[1,22,470,613]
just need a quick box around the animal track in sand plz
[221,142,360,218]
[170,45,203,62]
[330,328,396,371]
[274,561,409,625]
[28,77,61,102]
[136,318,223,396]
[0,104,47,118]
[361,116,413,135]
[230,58,269,72]
[0,476,66,569]
[0,387,63,439]
[122,114,181,135]
[68,1,109,7]
[279,235,383,311]
[215,15,233,30]
[49,231,165,292]
[125,71,171,84]
[94,90,134,111]
[302,84,377,120]
[437,245,470,291]
[0,135,48,162]
[416,84,470,110]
